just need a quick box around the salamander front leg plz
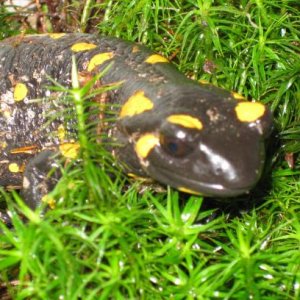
[21,150,61,210]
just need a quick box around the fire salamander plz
[0,33,272,209]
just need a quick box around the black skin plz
[21,150,60,209]
[0,33,272,214]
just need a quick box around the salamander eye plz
[160,134,194,157]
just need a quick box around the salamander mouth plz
[147,164,254,197]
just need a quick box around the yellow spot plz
[57,125,66,141]
[42,195,56,209]
[71,42,97,52]
[135,134,159,159]
[8,163,20,173]
[235,102,265,122]
[199,79,210,85]
[232,92,246,101]
[178,187,202,195]
[120,91,154,118]
[87,52,114,71]
[167,114,203,130]
[145,54,169,64]
[48,33,66,39]
[59,142,80,159]
[14,83,28,101]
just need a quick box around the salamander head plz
[118,85,273,197]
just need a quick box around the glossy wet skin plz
[0,33,272,206]
[120,85,272,196]
[146,122,266,196]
